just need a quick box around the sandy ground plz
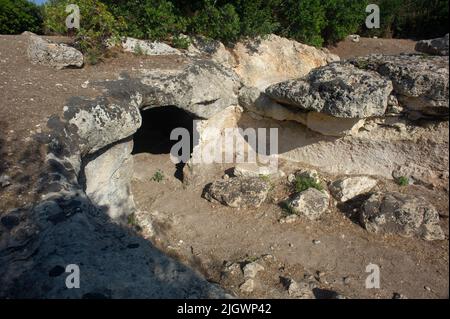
[0,34,448,299]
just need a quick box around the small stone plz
[243,262,264,279]
[0,174,11,188]
[287,279,315,299]
[343,277,351,285]
[239,279,255,293]
[279,214,299,224]
[286,188,330,220]
[393,292,408,299]
[424,286,432,292]
[312,239,321,245]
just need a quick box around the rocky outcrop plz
[232,34,339,90]
[239,86,365,136]
[0,64,231,298]
[415,34,449,56]
[140,59,241,119]
[329,176,377,202]
[187,36,236,68]
[122,37,181,55]
[204,177,270,208]
[349,54,449,117]
[24,32,83,69]
[265,63,393,118]
[286,188,330,220]
[82,139,135,222]
[360,192,445,241]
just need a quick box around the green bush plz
[44,0,123,64]
[189,0,240,44]
[0,0,43,34]
[104,0,186,41]
[293,175,324,193]
[230,0,281,38]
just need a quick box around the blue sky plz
[30,0,47,4]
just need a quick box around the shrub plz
[171,34,191,49]
[0,0,43,34]
[293,175,324,193]
[278,0,326,47]
[230,0,281,38]
[44,0,124,64]
[395,176,409,186]
[189,0,240,44]
[152,170,165,182]
[104,0,187,41]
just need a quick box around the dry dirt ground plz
[0,35,448,299]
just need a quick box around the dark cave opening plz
[132,106,196,180]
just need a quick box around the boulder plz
[187,36,236,68]
[349,54,449,116]
[415,34,449,56]
[204,177,270,208]
[233,34,339,90]
[122,37,180,55]
[25,32,83,69]
[140,59,241,119]
[265,63,393,118]
[329,176,377,202]
[83,139,135,222]
[360,192,445,241]
[286,188,330,220]
[239,86,365,136]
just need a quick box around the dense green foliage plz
[361,0,449,39]
[44,0,123,64]
[1,0,448,49]
[0,0,42,34]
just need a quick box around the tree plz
[0,0,43,34]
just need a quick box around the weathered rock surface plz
[266,63,393,118]
[0,80,227,298]
[349,54,449,116]
[239,86,365,136]
[286,278,316,299]
[360,192,445,241]
[204,177,270,208]
[188,36,236,68]
[233,163,283,179]
[415,34,449,56]
[83,139,135,222]
[243,262,265,279]
[140,59,241,119]
[25,32,83,69]
[286,188,330,220]
[122,37,181,55]
[233,34,339,90]
[329,176,377,202]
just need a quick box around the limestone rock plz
[266,63,393,118]
[140,59,241,119]
[287,188,330,220]
[234,163,282,179]
[415,34,449,56]
[329,176,377,202]
[239,86,365,136]
[25,32,83,69]
[0,174,11,188]
[286,279,316,299]
[204,177,270,208]
[243,262,264,279]
[122,37,180,55]
[349,54,449,116]
[188,36,236,68]
[347,34,361,43]
[360,192,445,241]
[233,34,339,90]
[83,139,135,222]
[239,279,255,293]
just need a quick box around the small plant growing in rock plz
[171,35,191,50]
[152,170,164,182]
[133,43,145,55]
[396,176,409,186]
[293,175,323,193]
